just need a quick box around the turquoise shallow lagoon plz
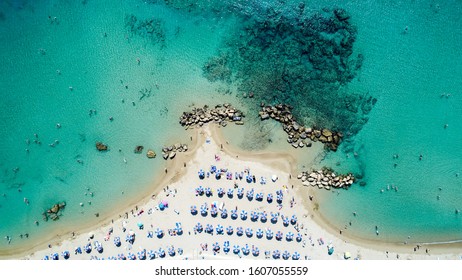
[1,0,461,253]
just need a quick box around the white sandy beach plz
[17,125,462,260]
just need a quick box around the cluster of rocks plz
[259,104,342,151]
[161,143,188,160]
[42,202,66,221]
[179,104,245,128]
[134,145,156,158]
[298,169,355,190]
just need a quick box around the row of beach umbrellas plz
[191,206,297,226]
[221,241,300,259]
[195,187,284,204]
[192,222,303,241]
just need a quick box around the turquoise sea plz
[1,0,461,254]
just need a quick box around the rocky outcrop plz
[297,168,355,190]
[44,201,66,221]
[96,142,108,151]
[179,104,245,128]
[259,104,342,151]
[161,143,188,160]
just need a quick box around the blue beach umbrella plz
[245,228,253,237]
[217,188,225,197]
[270,212,278,224]
[277,195,283,204]
[158,248,166,258]
[74,247,82,254]
[291,214,297,225]
[256,229,264,239]
[137,249,146,260]
[296,233,303,242]
[62,251,70,260]
[250,211,259,222]
[286,232,294,242]
[94,241,103,253]
[210,165,217,173]
[205,187,212,197]
[266,229,273,240]
[148,250,156,260]
[282,250,290,260]
[190,205,198,215]
[43,255,49,260]
[242,244,250,255]
[237,188,244,199]
[260,212,267,223]
[252,246,259,257]
[246,189,254,201]
[175,222,183,235]
[236,227,244,236]
[216,224,224,234]
[215,172,221,180]
[127,252,136,260]
[240,210,248,220]
[226,226,233,235]
[84,243,92,253]
[198,169,205,179]
[227,188,234,198]
[231,209,238,220]
[282,216,290,227]
[246,175,252,183]
[292,252,300,260]
[200,207,208,217]
[255,192,264,201]
[267,193,273,203]
[205,224,213,234]
[223,242,230,253]
[221,208,228,219]
[168,246,176,257]
[194,223,203,233]
[233,245,240,254]
[210,207,218,217]
[276,189,283,197]
[178,248,183,255]
[117,253,126,260]
[213,242,220,252]
[275,231,283,241]
[114,236,121,247]
[272,250,281,259]
[52,253,59,260]
[156,228,164,238]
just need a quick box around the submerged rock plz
[96,142,108,151]
[134,145,144,154]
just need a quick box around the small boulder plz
[96,142,108,151]
[146,149,156,158]
[322,129,333,137]
[169,151,176,159]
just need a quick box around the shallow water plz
[1,0,461,253]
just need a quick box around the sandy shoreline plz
[2,124,461,260]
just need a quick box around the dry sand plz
[15,125,462,260]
